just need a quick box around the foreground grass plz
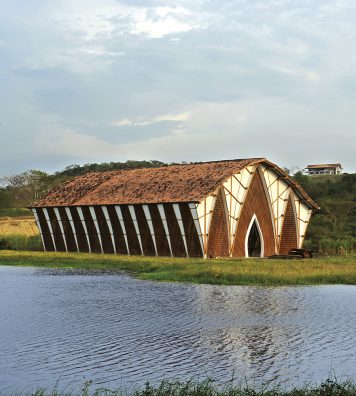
[3,379,356,396]
[1,250,356,286]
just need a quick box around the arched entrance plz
[245,215,264,257]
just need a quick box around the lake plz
[0,266,355,391]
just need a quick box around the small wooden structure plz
[306,163,342,175]
[30,158,319,258]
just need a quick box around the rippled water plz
[1,266,356,390]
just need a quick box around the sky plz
[1,0,356,175]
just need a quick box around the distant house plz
[306,164,343,175]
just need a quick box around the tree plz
[0,170,50,207]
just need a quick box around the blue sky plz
[1,0,356,175]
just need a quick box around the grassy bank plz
[2,379,356,396]
[0,250,356,286]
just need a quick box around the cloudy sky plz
[1,0,355,175]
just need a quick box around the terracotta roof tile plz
[306,164,342,168]
[31,158,319,210]
[32,158,262,207]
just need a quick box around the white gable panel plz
[262,166,291,245]
[294,199,312,248]
[196,192,217,255]
[223,165,256,250]
[189,203,204,255]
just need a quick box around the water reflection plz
[0,267,356,390]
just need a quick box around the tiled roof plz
[31,158,319,209]
[307,164,341,168]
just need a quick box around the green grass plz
[0,250,356,286]
[2,379,356,396]
[0,234,42,251]
[0,208,32,217]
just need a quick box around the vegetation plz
[1,250,356,286]
[0,235,42,251]
[2,379,356,396]
[0,208,32,217]
[0,216,38,235]
[294,173,356,254]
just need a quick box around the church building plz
[30,158,318,258]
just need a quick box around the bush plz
[0,234,43,251]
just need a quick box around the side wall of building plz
[32,165,313,258]
[32,202,204,257]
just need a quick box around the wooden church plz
[30,158,318,258]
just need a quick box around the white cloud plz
[112,112,190,127]
[51,0,201,41]
[2,0,356,173]
[132,6,197,38]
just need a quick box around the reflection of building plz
[194,285,296,381]
[30,158,318,258]
[306,163,343,175]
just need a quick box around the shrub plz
[0,234,43,251]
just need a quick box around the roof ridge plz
[65,158,265,179]
[30,158,318,210]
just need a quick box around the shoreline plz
[1,378,356,396]
[0,250,356,286]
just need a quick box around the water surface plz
[0,266,355,390]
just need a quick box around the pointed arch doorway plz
[245,215,264,257]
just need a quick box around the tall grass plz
[2,379,356,396]
[0,208,32,217]
[0,217,38,236]
[0,250,356,286]
[0,235,43,251]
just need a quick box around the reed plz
[0,250,356,286]
[2,379,356,396]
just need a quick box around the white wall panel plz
[43,208,57,252]
[143,205,158,256]
[101,206,117,254]
[53,207,68,252]
[157,204,173,257]
[89,206,104,253]
[189,203,204,255]
[223,165,256,251]
[77,206,91,253]
[128,205,143,255]
[196,193,217,256]
[294,198,313,248]
[32,208,46,251]
[262,165,290,246]
[114,206,130,254]
[65,207,79,252]
[173,204,189,257]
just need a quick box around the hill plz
[294,172,356,253]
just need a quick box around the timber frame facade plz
[30,159,319,258]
